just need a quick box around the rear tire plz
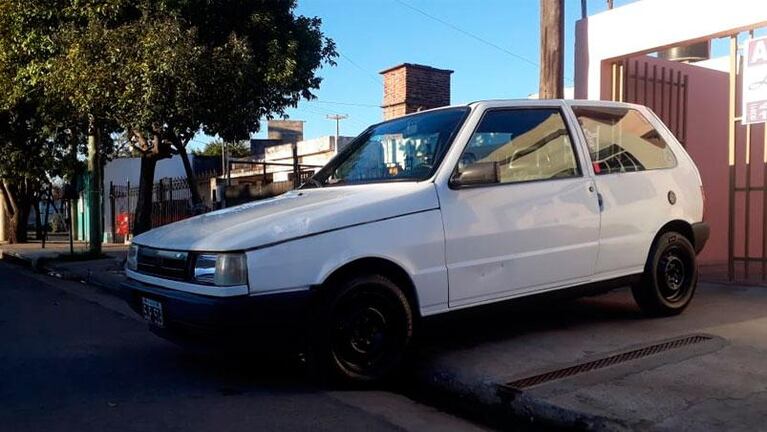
[632,231,698,316]
[311,274,413,385]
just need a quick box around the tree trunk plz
[8,212,19,244]
[1,181,16,243]
[133,155,158,236]
[33,201,42,240]
[0,185,6,243]
[42,197,51,248]
[1,180,28,244]
[178,149,205,213]
[87,116,102,254]
[12,199,29,244]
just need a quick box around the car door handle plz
[597,192,604,212]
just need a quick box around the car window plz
[454,108,581,185]
[572,106,677,175]
[308,108,468,187]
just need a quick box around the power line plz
[394,0,538,68]
[296,103,369,126]
[308,99,380,108]
[293,107,369,130]
[393,0,574,84]
[338,51,384,86]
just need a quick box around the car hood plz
[132,182,440,252]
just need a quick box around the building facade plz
[575,0,767,281]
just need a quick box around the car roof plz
[371,99,647,124]
[465,99,644,109]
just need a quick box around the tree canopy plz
[39,0,337,148]
[0,0,336,242]
[192,140,252,158]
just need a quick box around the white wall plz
[265,135,354,168]
[576,0,767,99]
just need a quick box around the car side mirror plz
[450,161,500,188]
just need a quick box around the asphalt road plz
[0,262,486,432]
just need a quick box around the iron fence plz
[110,177,207,242]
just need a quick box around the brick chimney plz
[380,63,453,120]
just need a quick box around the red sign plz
[116,213,130,236]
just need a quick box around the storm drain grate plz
[504,334,712,390]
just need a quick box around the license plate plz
[141,297,164,328]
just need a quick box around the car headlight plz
[127,244,139,271]
[193,253,248,286]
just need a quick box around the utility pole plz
[221,141,227,175]
[539,0,565,99]
[0,185,5,243]
[326,114,348,150]
[86,114,102,255]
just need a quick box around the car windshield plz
[305,108,469,187]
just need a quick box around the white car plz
[124,100,709,383]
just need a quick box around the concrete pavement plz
[411,284,767,430]
[0,261,487,432]
[4,244,767,430]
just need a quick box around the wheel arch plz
[656,220,695,245]
[645,220,695,265]
[319,257,421,317]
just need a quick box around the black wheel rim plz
[657,246,692,302]
[331,290,403,375]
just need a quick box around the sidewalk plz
[0,240,128,295]
[411,283,767,431]
[2,245,767,431]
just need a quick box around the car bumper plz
[692,222,710,254]
[122,278,315,350]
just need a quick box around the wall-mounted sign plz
[743,36,767,124]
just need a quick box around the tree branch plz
[129,128,151,155]
[0,179,18,217]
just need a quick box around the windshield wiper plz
[302,177,324,189]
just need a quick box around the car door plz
[569,104,681,277]
[437,104,601,308]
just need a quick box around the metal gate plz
[727,30,767,282]
[610,29,767,283]
[610,58,689,147]
[110,177,203,242]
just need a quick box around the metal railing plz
[110,177,209,242]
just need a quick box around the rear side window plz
[454,108,580,185]
[572,107,676,175]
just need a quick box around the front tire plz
[632,231,698,316]
[311,274,413,384]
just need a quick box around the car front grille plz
[137,247,190,280]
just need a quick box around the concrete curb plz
[0,249,40,270]
[0,248,126,297]
[499,389,630,431]
[408,365,630,432]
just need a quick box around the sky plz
[188,0,637,151]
